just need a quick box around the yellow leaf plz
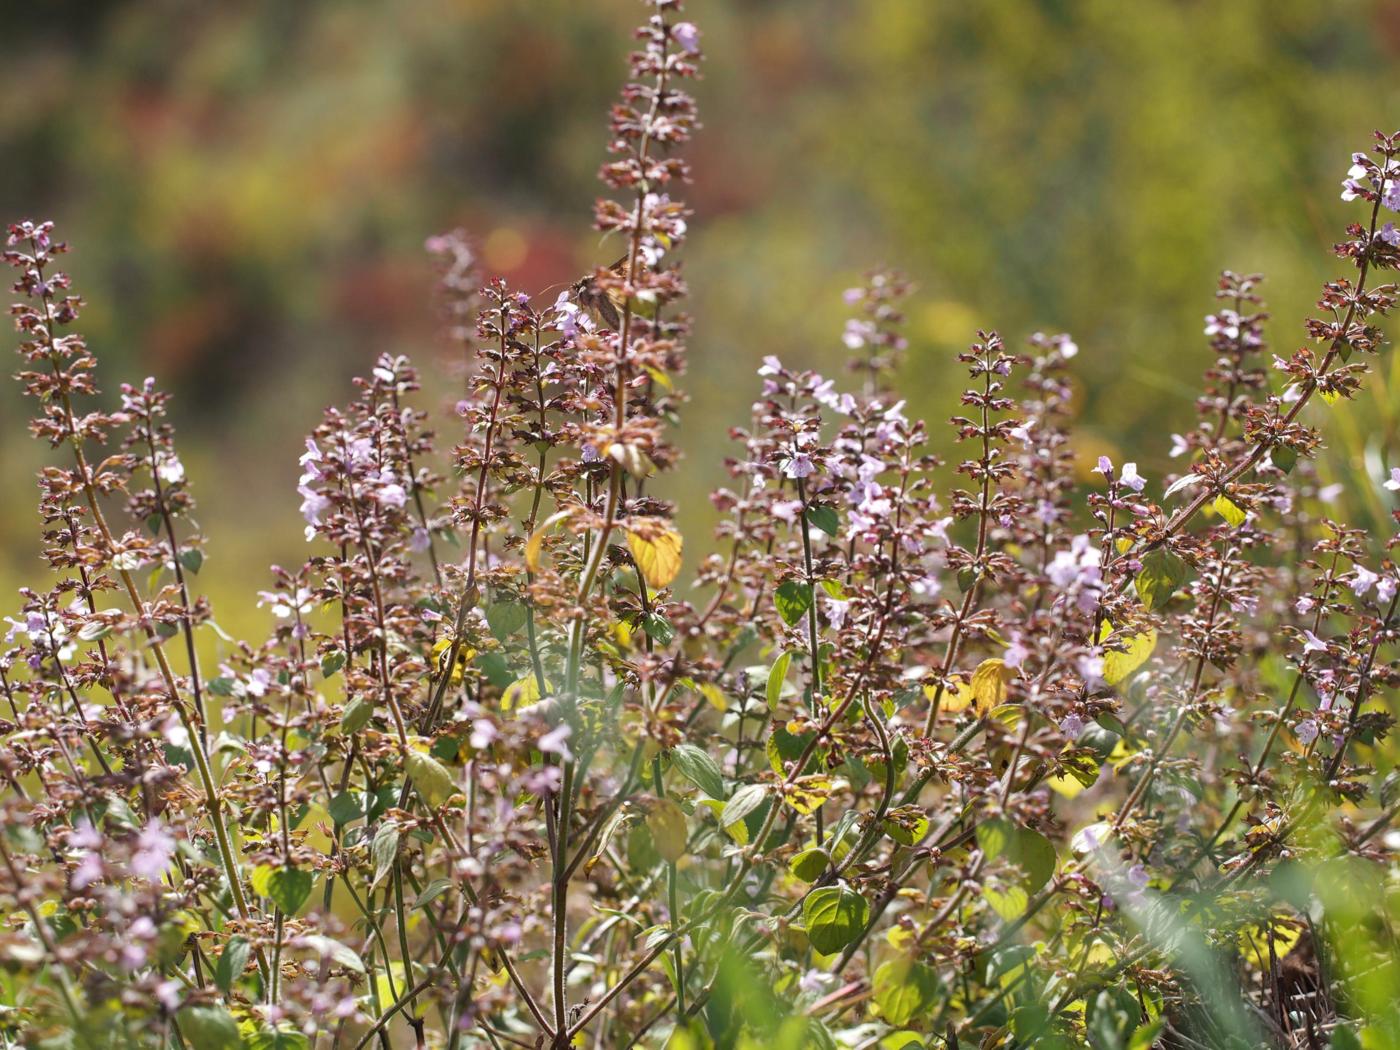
[524,509,575,574]
[501,675,550,711]
[697,682,728,712]
[1212,494,1246,528]
[784,775,840,815]
[431,638,476,684]
[1047,774,1087,799]
[924,676,974,714]
[970,658,1014,715]
[1238,916,1303,970]
[626,520,684,588]
[1102,629,1157,687]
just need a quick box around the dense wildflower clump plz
[3,4,1400,1048]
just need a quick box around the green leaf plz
[485,601,527,640]
[1133,548,1188,611]
[264,867,312,916]
[1272,445,1297,474]
[298,934,366,973]
[873,957,941,1026]
[179,549,203,575]
[405,750,458,807]
[819,578,850,601]
[213,936,251,993]
[413,878,454,910]
[977,819,1057,892]
[641,612,675,646]
[803,883,869,955]
[1016,828,1057,892]
[976,818,1014,862]
[775,581,814,627]
[984,884,1030,921]
[766,651,793,711]
[320,650,346,678]
[721,783,767,830]
[340,696,373,734]
[882,806,930,847]
[789,847,831,883]
[805,505,839,537]
[247,1030,311,1050]
[370,824,400,891]
[177,1005,241,1050]
[669,743,726,799]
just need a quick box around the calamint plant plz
[3,2,1400,1048]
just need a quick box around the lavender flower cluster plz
[3,3,1400,1048]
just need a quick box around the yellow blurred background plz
[3,0,1400,641]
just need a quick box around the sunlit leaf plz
[873,957,941,1026]
[803,883,869,955]
[647,798,688,863]
[627,520,684,588]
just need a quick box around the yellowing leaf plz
[1213,494,1247,528]
[1103,629,1157,687]
[1047,773,1088,799]
[924,676,973,714]
[431,638,476,684]
[697,682,728,712]
[501,675,550,711]
[524,509,575,574]
[405,750,459,807]
[970,658,1014,715]
[647,798,688,863]
[1238,916,1303,970]
[784,775,840,815]
[626,521,684,588]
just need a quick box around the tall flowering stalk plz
[5,8,1400,1050]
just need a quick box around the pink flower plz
[539,724,573,762]
[131,821,176,881]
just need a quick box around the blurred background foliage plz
[3,0,1400,640]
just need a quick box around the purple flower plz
[130,821,176,881]
[672,21,701,54]
[780,452,816,479]
[1350,565,1379,598]
[1169,433,1188,458]
[1295,719,1319,745]
[1380,222,1400,248]
[1380,574,1398,604]
[1059,713,1085,740]
[1096,455,1113,477]
[1301,630,1328,655]
[1385,179,1400,212]
[1385,467,1400,492]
